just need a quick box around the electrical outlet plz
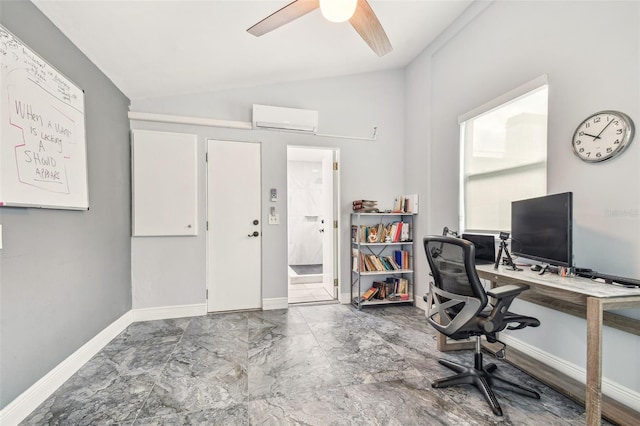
[268,214,279,225]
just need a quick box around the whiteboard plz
[0,25,88,210]
[132,130,198,236]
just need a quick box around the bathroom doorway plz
[287,146,339,304]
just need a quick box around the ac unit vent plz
[252,104,318,133]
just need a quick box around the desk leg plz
[436,331,447,351]
[586,297,603,425]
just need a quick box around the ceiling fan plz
[247,0,392,57]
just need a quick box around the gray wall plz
[406,0,639,392]
[0,0,132,408]
[130,70,406,308]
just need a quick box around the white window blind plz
[459,77,548,232]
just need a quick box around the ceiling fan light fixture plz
[319,0,358,23]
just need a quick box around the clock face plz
[572,111,634,163]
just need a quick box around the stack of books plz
[353,200,379,213]
[351,221,412,244]
[351,251,410,273]
[392,194,419,213]
[359,278,410,302]
[393,250,410,270]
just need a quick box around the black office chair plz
[423,235,541,416]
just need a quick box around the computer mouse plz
[530,265,542,272]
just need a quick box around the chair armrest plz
[480,284,531,333]
[487,284,529,299]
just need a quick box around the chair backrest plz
[423,236,488,337]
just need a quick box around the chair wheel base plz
[432,358,540,416]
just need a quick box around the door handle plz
[248,231,259,237]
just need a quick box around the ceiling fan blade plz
[349,0,392,57]
[247,0,320,37]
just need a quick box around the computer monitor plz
[511,192,573,267]
[462,233,496,265]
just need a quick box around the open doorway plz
[287,146,339,304]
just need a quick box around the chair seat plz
[445,310,539,340]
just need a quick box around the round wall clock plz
[571,110,635,163]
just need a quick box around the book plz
[393,250,409,269]
[361,286,379,301]
[367,225,379,243]
[394,221,403,242]
[398,278,409,295]
[404,194,419,214]
[364,255,377,271]
[384,278,397,299]
[391,194,419,213]
[353,207,380,213]
[353,199,379,213]
[400,221,411,242]
[379,225,388,243]
[392,196,405,213]
[352,248,359,272]
[394,250,404,269]
[379,256,391,270]
[353,199,377,206]
[385,255,400,270]
[373,255,386,271]
[373,281,386,299]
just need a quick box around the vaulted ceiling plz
[33,1,472,100]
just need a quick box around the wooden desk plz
[473,265,640,425]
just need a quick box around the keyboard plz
[576,270,640,287]
[594,273,640,287]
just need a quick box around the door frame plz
[206,138,262,312]
[286,145,341,301]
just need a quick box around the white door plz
[321,151,337,298]
[207,140,261,312]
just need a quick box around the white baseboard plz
[0,311,134,426]
[414,296,427,311]
[262,297,288,310]
[132,303,207,322]
[501,335,640,411]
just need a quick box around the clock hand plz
[594,117,615,139]
[583,132,601,140]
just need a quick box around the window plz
[459,78,548,232]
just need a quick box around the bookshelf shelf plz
[352,242,411,247]
[351,297,416,307]
[351,212,416,310]
[352,212,408,216]
[352,269,413,276]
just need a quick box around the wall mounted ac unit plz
[252,104,318,133]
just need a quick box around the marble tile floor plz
[21,304,603,426]
[288,281,334,304]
